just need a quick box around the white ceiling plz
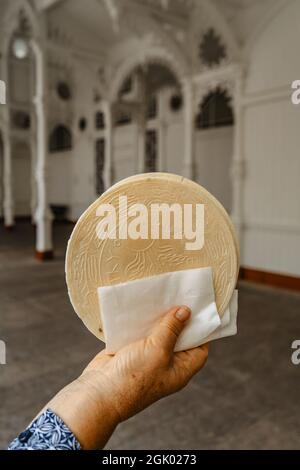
[46,0,169,52]
[213,0,283,45]
[1,0,288,52]
[45,0,285,48]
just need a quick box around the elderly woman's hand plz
[47,306,209,449]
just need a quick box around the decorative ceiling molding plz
[105,0,191,103]
[47,18,107,64]
[132,0,191,28]
[192,62,244,113]
[199,27,227,69]
[33,0,65,11]
[102,0,121,33]
[2,0,40,48]
[47,21,72,47]
[47,44,74,71]
[195,0,240,60]
[109,43,189,102]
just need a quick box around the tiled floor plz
[1,221,300,449]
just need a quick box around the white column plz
[230,74,245,248]
[103,101,114,189]
[182,78,195,180]
[30,149,37,224]
[31,40,53,259]
[2,52,14,228]
[30,112,37,223]
[3,129,14,227]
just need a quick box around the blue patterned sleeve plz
[8,409,81,450]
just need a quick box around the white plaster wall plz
[48,151,71,206]
[70,136,95,221]
[7,58,32,217]
[9,58,32,104]
[165,121,184,175]
[113,124,137,182]
[243,0,300,276]
[245,0,300,95]
[195,127,233,214]
[12,140,31,216]
[162,87,185,175]
[68,61,99,221]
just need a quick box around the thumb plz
[149,305,191,355]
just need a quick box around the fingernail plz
[175,306,191,322]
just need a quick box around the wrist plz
[48,377,120,449]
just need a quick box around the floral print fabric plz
[8,409,81,450]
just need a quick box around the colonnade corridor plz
[1,0,300,454]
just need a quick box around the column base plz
[35,250,54,261]
[4,224,15,231]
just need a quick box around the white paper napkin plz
[98,267,238,353]
[202,289,238,344]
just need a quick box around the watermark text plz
[0,340,6,365]
[0,79,5,104]
[96,196,205,251]
[291,340,300,365]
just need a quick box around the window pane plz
[145,130,157,172]
[195,89,234,129]
[95,138,105,195]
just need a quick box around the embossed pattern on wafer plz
[66,173,239,341]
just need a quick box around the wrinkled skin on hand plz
[48,306,209,449]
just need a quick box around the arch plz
[109,46,187,102]
[2,0,40,51]
[195,87,234,129]
[190,0,240,66]
[49,124,72,153]
[192,62,243,119]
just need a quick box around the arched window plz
[119,76,133,96]
[147,95,157,120]
[115,110,131,126]
[195,88,234,130]
[49,125,72,152]
[95,138,105,195]
[95,111,105,130]
[145,130,157,172]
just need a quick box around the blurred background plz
[1,0,300,449]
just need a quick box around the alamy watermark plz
[0,79,5,104]
[291,80,300,104]
[0,340,6,365]
[291,340,300,365]
[95,196,205,251]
